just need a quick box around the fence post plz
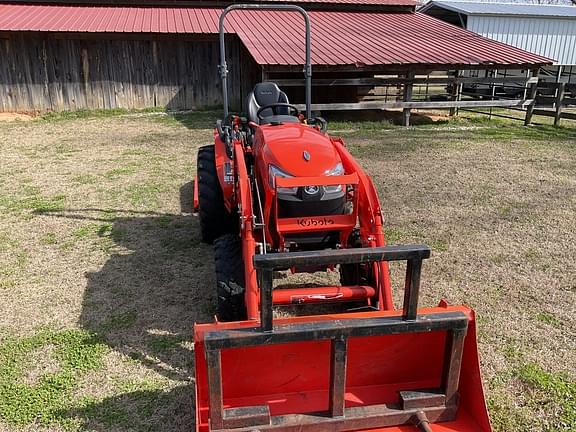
[449,71,459,116]
[524,68,540,126]
[403,71,414,127]
[554,82,566,127]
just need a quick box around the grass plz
[39,107,165,122]
[146,334,187,354]
[0,193,66,214]
[516,363,575,430]
[0,329,108,427]
[536,311,562,328]
[0,108,574,431]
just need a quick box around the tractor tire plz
[197,145,237,244]
[340,229,372,286]
[214,234,247,322]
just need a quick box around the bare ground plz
[0,112,574,431]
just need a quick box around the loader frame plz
[200,246,470,432]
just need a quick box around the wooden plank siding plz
[0,33,260,112]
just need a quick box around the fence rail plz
[282,71,539,126]
[534,81,576,126]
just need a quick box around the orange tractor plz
[193,5,491,432]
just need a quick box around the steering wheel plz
[256,103,300,121]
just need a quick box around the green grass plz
[96,222,126,241]
[127,183,167,208]
[384,227,447,251]
[38,106,222,130]
[98,311,138,333]
[155,215,172,227]
[152,109,220,129]
[146,334,187,355]
[69,387,185,431]
[0,233,19,252]
[73,223,102,239]
[470,123,576,142]
[0,193,66,214]
[326,111,576,145]
[104,167,138,179]
[488,344,575,431]
[70,222,126,248]
[40,232,58,245]
[516,363,576,430]
[536,311,561,328]
[39,107,165,122]
[72,174,98,185]
[0,329,108,427]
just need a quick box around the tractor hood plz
[258,123,341,177]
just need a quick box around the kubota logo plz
[297,217,335,227]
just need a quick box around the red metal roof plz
[0,4,551,66]
[229,0,416,4]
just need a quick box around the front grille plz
[277,194,346,218]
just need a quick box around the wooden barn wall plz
[0,33,260,112]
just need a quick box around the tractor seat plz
[247,82,299,125]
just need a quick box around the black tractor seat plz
[246,82,300,125]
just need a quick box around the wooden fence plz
[0,33,259,112]
[533,81,576,126]
[281,71,540,126]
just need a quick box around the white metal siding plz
[467,16,576,65]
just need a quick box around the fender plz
[213,130,236,213]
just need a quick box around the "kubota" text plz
[297,218,335,227]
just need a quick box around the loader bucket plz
[194,246,491,432]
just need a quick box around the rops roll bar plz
[218,4,312,119]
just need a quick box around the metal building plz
[420,1,576,66]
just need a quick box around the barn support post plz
[524,67,540,126]
[554,81,566,127]
[402,71,414,127]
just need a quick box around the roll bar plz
[218,4,312,120]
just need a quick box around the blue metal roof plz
[420,1,576,18]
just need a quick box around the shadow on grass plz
[36,182,212,431]
[62,385,195,432]
[165,110,221,130]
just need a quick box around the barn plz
[0,0,551,115]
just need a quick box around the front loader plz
[193,5,491,432]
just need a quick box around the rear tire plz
[214,234,246,322]
[197,145,237,244]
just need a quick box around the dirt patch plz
[20,344,61,385]
[0,113,33,122]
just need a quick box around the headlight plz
[324,162,344,193]
[269,164,298,194]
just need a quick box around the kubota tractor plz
[193,5,491,432]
